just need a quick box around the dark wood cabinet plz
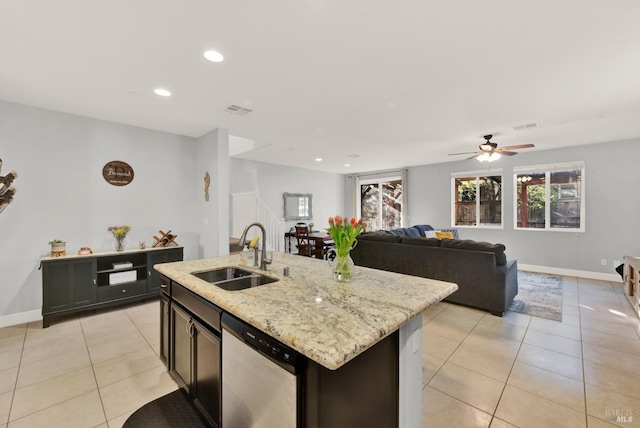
[41,247,183,328]
[192,318,221,427]
[159,290,171,367]
[148,248,182,293]
[42,258,97,313]
[168,282,222,428]
[170,303,192,392]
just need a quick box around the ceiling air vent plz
[513,122,539,131]
[223,104,253,116]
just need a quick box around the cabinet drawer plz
[173,283,222,332]
[97,280,147,302]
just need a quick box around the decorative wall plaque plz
[102,160,134,186]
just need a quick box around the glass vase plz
[115,237,125,252]
[331,251,354,283]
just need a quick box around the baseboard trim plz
[0,309,42,329]
[518,264,622,283]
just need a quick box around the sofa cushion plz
[357,232,403,243]
[440,239,507,265]
[402,237,441,247]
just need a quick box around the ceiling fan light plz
[477,153,490,162]
[479,143,493,152]
[477,152,501,162]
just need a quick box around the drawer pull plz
[122,289,127,293]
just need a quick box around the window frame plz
[451,169,504,229]
[356,174,404,231]
[513,161,585,232]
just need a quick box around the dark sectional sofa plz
[351,225,518,316]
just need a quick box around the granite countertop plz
[155,252,457,370]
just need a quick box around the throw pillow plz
[402,227,422,237]
[414,224,434,236]
[425,230,437,238]
[435,231,454,239]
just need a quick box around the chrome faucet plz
[238,222,272,271]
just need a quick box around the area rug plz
[508,271,563,321]
[123,389,208,428]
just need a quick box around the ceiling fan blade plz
[466,153,482,160]
[448,151,478,156]
[499,143,535,151]
[497,150,518,156]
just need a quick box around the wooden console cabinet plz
[41,246,183,327]
[623,256,640,318]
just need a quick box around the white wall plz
[229,158,344,234]
[0,101,200,320]
[405,139,639,276]
[197,128,230,258]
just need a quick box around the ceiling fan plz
[449,135,535,162]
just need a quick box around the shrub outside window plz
[514,162,585,231]
[452,172,503,227]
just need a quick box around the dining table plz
[308,232,334,258]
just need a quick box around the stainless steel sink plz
[192,267,278,291]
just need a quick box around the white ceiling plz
[2,1,639,174]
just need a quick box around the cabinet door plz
[160,293,170,367]
[43,258,97,312]
[192,319,221,428]
[170,304,192,393]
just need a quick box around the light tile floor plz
[0,277,638,427]
[422,277,640,428]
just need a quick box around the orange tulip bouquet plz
[326,216,363,282]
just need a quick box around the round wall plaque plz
[103,161,134,186]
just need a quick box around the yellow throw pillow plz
[435,231,454,239]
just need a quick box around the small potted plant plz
[49,239,66,257]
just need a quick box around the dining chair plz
[294,226,314,257]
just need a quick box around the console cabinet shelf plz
[623,256,640,318]
[41,246,183,327]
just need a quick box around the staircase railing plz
[231,191,285,252]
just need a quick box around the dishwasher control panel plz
[243,328,298,365]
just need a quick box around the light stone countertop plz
[155,252,458,370]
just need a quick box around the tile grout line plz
[4,323,28,426]
[78,316,110,428]
[486,311,533,427]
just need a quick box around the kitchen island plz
[155,252,458,428]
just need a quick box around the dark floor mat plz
[123,389,209,428]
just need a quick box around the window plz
[452,172,503,227]
[358,175,404,231]
[514,162,585,231]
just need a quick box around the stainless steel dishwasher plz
[221,313,304,428]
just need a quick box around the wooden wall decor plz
[102,160,134,186]
[204,171,211,201]
[152,230,179,247]
[0,158,18,214]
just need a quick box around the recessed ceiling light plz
[345,163,351,167]
[154,88,171,97]
[204,50,224,63]
[315,158,323,162]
